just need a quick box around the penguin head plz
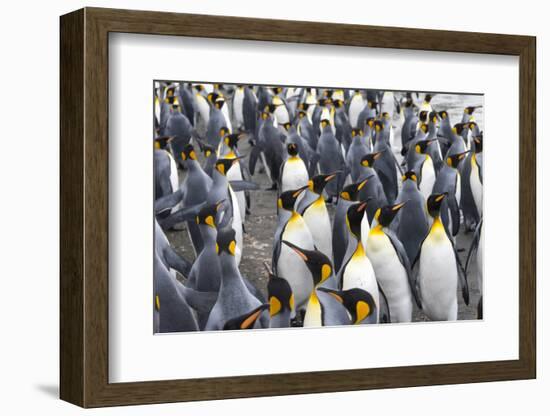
[224,133,242,150]
[264,104,277,114]
[199,141,215,158]
[267,271,295,318]
[402,170,418,183]
[424,94,434,103]
[415,139,435,154]
[365,117,375,129]
[298,110,308,119]
[272,95,284,106]
[181,144,198,161]
[222,304,269,330]
[277,186,308,211]
[272,86,283,95]
[214,98,226,110]
[427,193,447,218]
[193,84,204,92]
[404,97,414,108]
[318,287,377,324]
[207,92,220,104]
[351,128,363,138]
[464,106,478,115]
[375,202,407,227]
[281,240,333,287]
[438,110,448,120]
[218,126,230,138]
[446,151,470,169]
[308,172,339,195]
[346,201,369,240]
[474,133,483,153]
[215,227,237,256]
[318,98,331,107]
[361,150,384,168]
[154,135,173,150]
[196,200,224,228]
[287,142,299,157]
[367,100,377,109]
[452,122,469,136]
[419,110,428,123]
[215,157,241,176]
[320,118,331,129]
[283,122,292,131]
[333,99,344,109]
[382,112,391,120]
[419,123,429,134]
[429,111,439,124]
[324,89,334,98]
[373,120,384,132]
[340,176,372,201]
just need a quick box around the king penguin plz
[266,264,295,328]
[282,241,350,327]
[299,173,338,262]
[318,287,378,324]
[470,134,483,216]
[280,142,309,196]
[204,228,266,331]
[337,202,379,321]
[222,304,270,330]
[365,202,421,322]
[414,193,469,321]
[414,139,437,201]
[272,187,315,314]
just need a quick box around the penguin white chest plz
[470,157,483,215]
[233,89,244,126]
[303,292,323,327]
[418,221,458,321]
[281,157,309,192]
[419,156,435,200]
[302,198,333,261]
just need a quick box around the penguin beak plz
[324,172,340,183]
[318,287,344,303]
[357,174,374,190]
[391,201,407,212]
[434,193,447,202]
[292,186,308,198]
[282,240,308,261]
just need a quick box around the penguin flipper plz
[159,201,205,230]
[448,196,461,236]
[154,189,183,214]
[377,283,391,323]
[248,145,261,175]
[229,180,260,192]
[465,219,483,275]
[385,229,422,309]
[163,245,193,278]
[443,225,470,306]
[177,286,218,316]
[308,152,320,177]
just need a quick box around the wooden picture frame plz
[60,7,536,408]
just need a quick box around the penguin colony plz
[153,81,484,333]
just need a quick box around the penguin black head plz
[415,139,435,154]
[224,133,243,150]
[438,110,448,119]
[346,201,369,240]
[429,111,439,124]
[333,99,344,108]
[464,106,478,115]
[375,202,407,227]
[214,99,226,110]
[283,122,292,131]
[424,94,434,103]
[216,227,237,256]
[287,142,299,157]
[264,103,277,114]
[402,170,418,183]
[427,193,447,218]
[318,98,331,107]
[267,271,295,318]
[277,186,308,211]
[207,92,220,104]
[351,128,363,138]
[320,119,331,129]
[198,141,215,158]
[361,150,384,168]
[324,89,334,98]
[195,200,224,228]
[193,84,204,92]
[281,241,333,287]
[404,97,414,108]
[222,304,269,330]
[452,123,469,136]
[419,110,428,123]
[340,176,372,201]
[308,172,339,195]
[381,112,391,120]
[474,134,483,153]
[154,135,173,150]
[365,117,375,129]
[419,123,429,134]
[373,120,384,132]
[219,126,230,138]
[215,157,241,176]
[367,100,378,109]
[298,110,308,119]
[446,151,470,168]
[318,287,377,324]
[272,86,283,95]
[181,143,198,161]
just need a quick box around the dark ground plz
[165,91,483,323]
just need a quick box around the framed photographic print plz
[60,7,536,408]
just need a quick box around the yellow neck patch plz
[269,296,281,317]
[355,300,370,324]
